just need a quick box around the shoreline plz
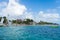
[0,24,59,27]
[11,24,59,26]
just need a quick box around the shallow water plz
[0,26,60,40]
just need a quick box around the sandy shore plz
[11,24,59,27]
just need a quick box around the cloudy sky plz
[0,0,60,24]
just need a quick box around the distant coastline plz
[11,23,59,26]
[0,17,59,27]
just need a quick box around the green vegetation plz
[0,17,2,22]
[3,16,8,24]
[12,19,22,24]
[0,25,4,27]
[12,20,16,24]
[0,16,8,24]
[12,19,34,25]
[12,19,59,25]
[23,19,34,25]
[0,16,59,26]
[38,21,58,25]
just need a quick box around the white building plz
[0,18,4,26]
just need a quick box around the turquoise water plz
[0,26,60,40]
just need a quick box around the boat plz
[50,25,59,28]
[0,18,6,27]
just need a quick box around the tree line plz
[0,17,59,25]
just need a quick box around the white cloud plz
[38,11,60,23]
[56,0,60,3]
[0,2,7,7]
[39,13,59,19]
[57,6,60,9]
[0,0,60,24]
[0,2,7,10]
[0,0,27,17]
[46,9,57,13]
[39,11,44,14]
[0,0,34,20]
[24,12,34,19]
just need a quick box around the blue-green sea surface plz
[0,26,60,40]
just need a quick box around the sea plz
[0,25,60,40]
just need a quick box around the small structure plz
[0,18,4,26]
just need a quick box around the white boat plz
[0,18,4,27]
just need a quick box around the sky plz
[0,0,60,24]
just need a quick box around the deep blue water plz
[0,26,60,40]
